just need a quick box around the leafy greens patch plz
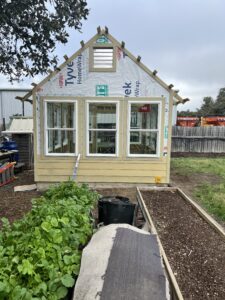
[0,181,99,300]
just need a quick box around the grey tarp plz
[73,224,169,300]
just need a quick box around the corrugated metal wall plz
[0,89,32,129]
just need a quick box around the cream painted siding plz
[35,158,168,183]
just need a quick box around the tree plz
[177,110,198,117]
[213,88,225,115]
[0,0,89,81]
[197,96,215,116]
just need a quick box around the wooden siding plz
[172,126,225,153]
[35,157,168,184]
[12,134,33,169]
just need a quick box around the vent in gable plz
[93,47,114,69]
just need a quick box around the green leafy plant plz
[0,181,99,300]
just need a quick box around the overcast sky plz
[1,0,225,111]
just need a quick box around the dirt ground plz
[170,169,222,197]
[1,170,225,299]
[0,170,42,226]
[142,190,225,300]
[0,168,223,226]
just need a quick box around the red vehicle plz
[177,117,199,127]
[201,116,225,126]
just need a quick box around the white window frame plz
[44,99,78,156]
[127,101,161,157]
[86,100,119,157]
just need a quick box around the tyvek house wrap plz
[36,38,170,156]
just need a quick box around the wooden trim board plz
[176,187,225,240]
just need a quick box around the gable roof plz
[19,27,189,104]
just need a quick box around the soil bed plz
[0,170,42,227]
[141,190,225,300]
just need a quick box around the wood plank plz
[36,168,166,177]
[177,188,225,240]
[36,157,167,164]
[172,126,225,153]
[36,161,167,171]
[35,175,167,183]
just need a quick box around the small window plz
[45,101,77,156]
[94,47,113,68]
[90,46,116,72]
[87,102,119,156]
[128,102,160,157]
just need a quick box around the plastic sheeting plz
[36,38,170,155]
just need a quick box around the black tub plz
[98,196,136,225]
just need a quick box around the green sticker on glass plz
[96,85,108,96]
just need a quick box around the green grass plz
[194,183,225,221]
[171,157,225,222]
[171,157,225,178]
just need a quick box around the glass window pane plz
[89,103,116,129]
[89,131,116,154]
[130,131,157,154]
[130,104,158,129]
[62,103,74,128]
[48,130,76,154]
[47,102,74,128]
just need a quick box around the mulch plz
[0,170,42,227]
[141,190,225,300]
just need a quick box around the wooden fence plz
[172,126,225,153]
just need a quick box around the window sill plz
[45,153,77,157]
[127,154,160,158]
[86,153,118,157]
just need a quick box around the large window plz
[128,102,160,157]
[87,101,119,156]
[45,100,77,155]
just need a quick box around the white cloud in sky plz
[1,0,225,111]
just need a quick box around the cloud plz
[1,0,225,111]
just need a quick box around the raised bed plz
[140,188,225,300]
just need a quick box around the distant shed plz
[0,88,32,130]
[2,117,33,169]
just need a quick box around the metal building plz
[0,88,32,130]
